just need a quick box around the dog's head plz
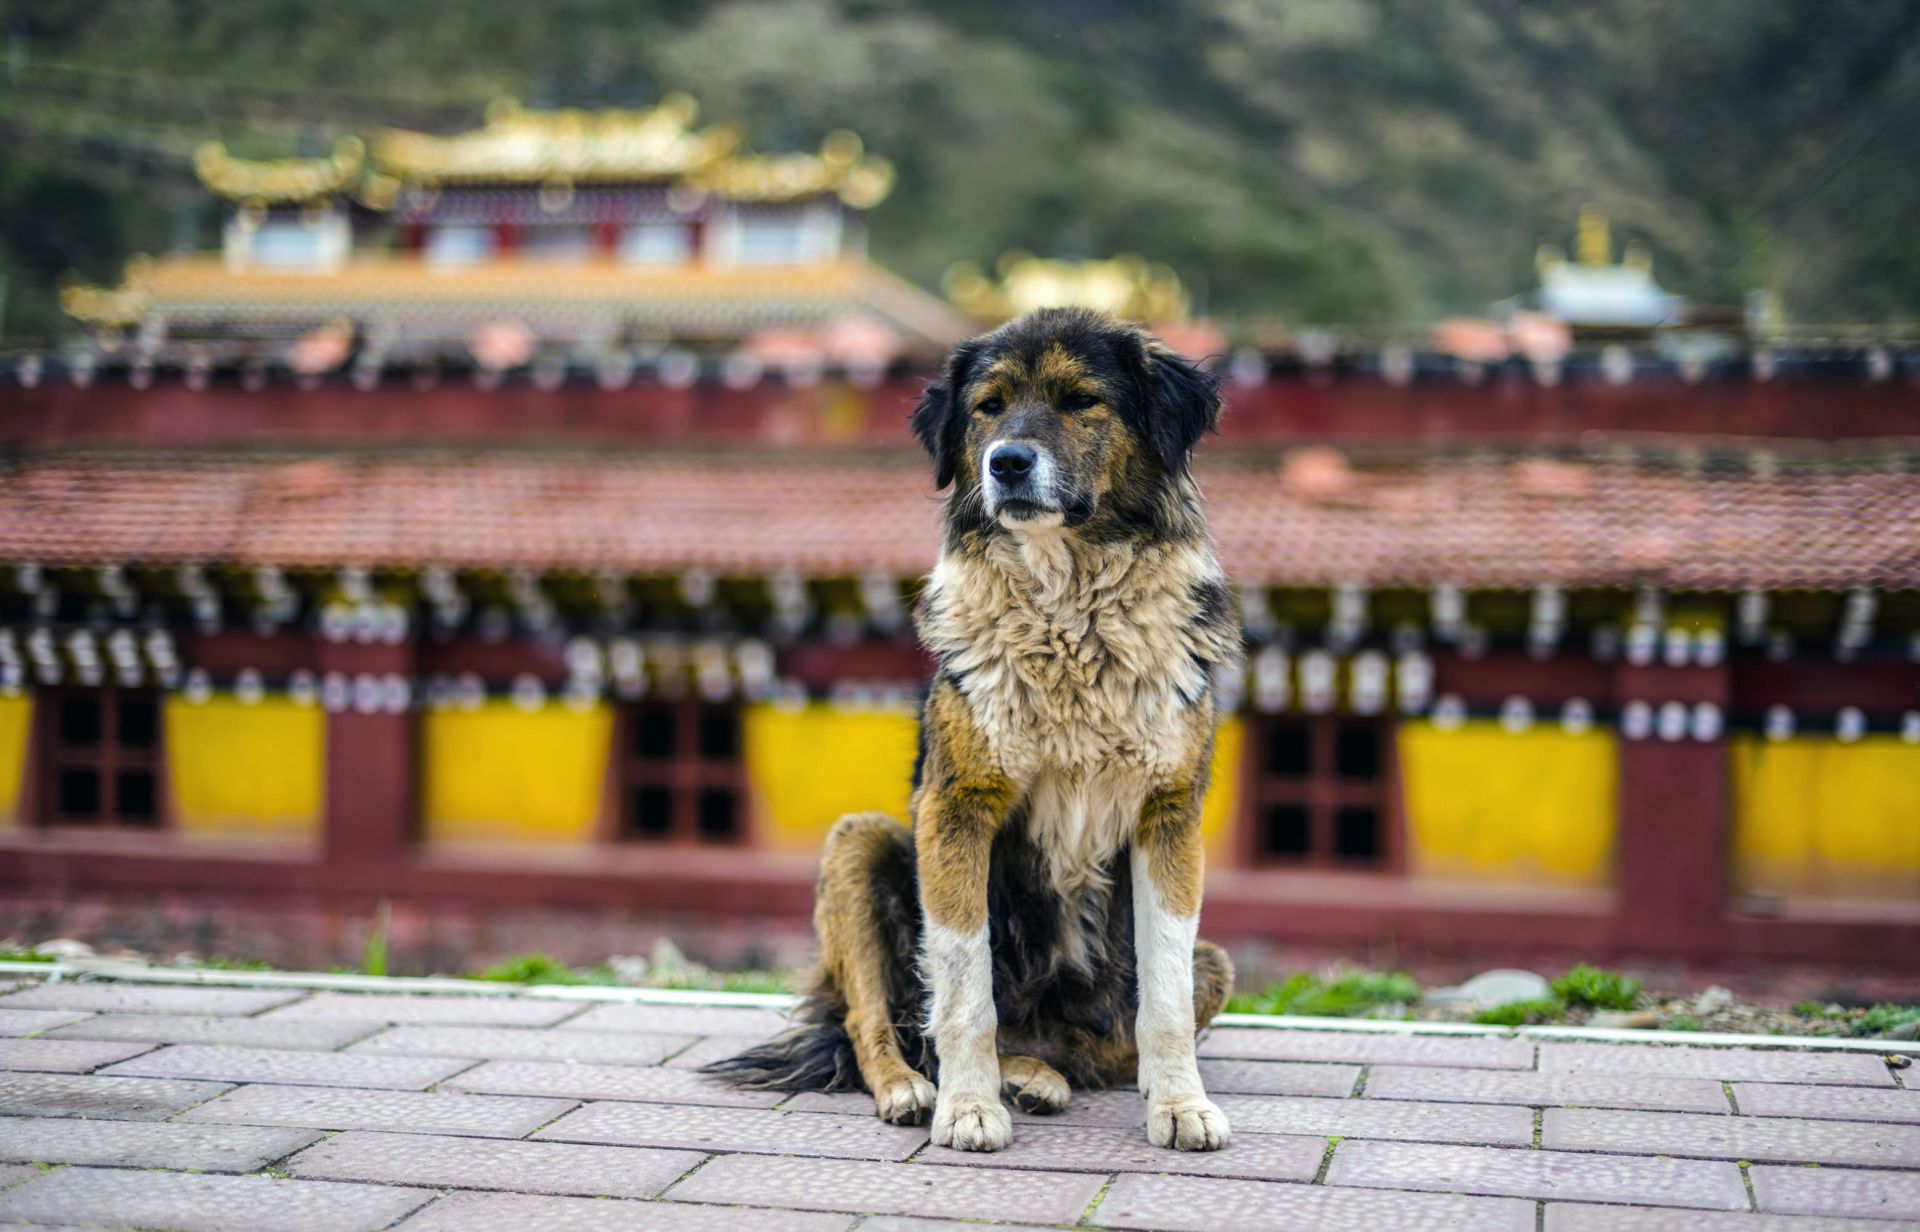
[910,308,1221,535]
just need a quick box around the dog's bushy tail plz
[700,984,864,1092]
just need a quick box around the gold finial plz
[1576,205,1610,267]
[1623,239,1652,272]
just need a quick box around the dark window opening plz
[697,789,738,840]
[1334,723,1381,781]
[1335,806,1380,861]
[630,786,674,839]
[698,710,740,761]
[1265,722,1310,777]
[43,688,163,829]
[619,701,746,846]
[1262,804,1310,856]
[60,695,102,747]
[58,768,101,818]
[1247,716,1392,869]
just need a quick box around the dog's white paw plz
[873,1072,937,1126]
[1147,1094,1230,1151]
[931,1091,1013,1151]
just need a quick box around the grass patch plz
[1550,964,1641,1011]
[1665,1014,1705,1032]
[471,952,792,994]
[1227,970,1419,1019]
[1852,1004,1920,1038]
[1472,997,1565,1027]
[0,949,57,963]
[198,955,276,972]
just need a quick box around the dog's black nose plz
[989,443,1036,481]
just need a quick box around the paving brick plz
[1214,1092,1535,1145]
[0,984,302,1016]
[0,1115,321,1171]
[447,1059,780,1107]
[0,1039,154,1073]
[395,1191,852,1232]
[923,1121,1324,1181]
[1365,1065,1730,1113]
[179,1082,575,1138]
[0,1071,231,1119]
[1539,1042,1897,1086]
[99,1043,474,1090]
[555,1003,789,1037]
[537,1100,925,1159]
[1199,1028,1534,1069]
[262,991,580,1026]
[0,1167,434,1232]
[288,1129,703,1198]
[1091,1172,1536,1231]
[349,1025,694,1065]
[48,1013,379,1052]
[1546,1203,1895,1230]
[782,1085,1149,1127]
[0,1164,40,1191]
[659,1034,770,1070]
[1545,1106,1920,1167]
[1199,1059,1361,1097]
[1750,1163,1920,1222]
[1325,1140,1748,1210]
[1733,1081,1920,1124]
[667,1154,1105,1224]
[0,1011,90,1039]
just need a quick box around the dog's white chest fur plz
[920,531,1224,892]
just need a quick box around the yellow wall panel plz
[744,704,1246,861]
[1398,720,1618,888]
[1200,717,1242,867]
[166,695,323,837]
[744,704,918,854]
[422,702,611,845]
[0,696,29,828]
[1731,735,1920,899]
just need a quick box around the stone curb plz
[5,963,1916,1055]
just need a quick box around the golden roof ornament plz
[1576,204,1611,267]
[195,137,365,204]
[367,93,743,186]
[689,130,895,208]
[944,252,1191,324]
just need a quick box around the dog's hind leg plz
[1193,939,1234,1028]
[999,1053,1070,1114]
[817,812,936,1126]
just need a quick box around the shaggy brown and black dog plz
[710,307,1241,1152]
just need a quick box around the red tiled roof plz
[0,449,1915,591]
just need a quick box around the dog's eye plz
[976,395,1005,415]
[1060,391,1099,411]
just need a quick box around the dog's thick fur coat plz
[708,308,1241,1151]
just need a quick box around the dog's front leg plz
[1133,779,1230,1151]
[913,682,1014,1152]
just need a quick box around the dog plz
[709,307,1241,1153]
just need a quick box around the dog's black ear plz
[910,339,982,489]
[1133,339,1223,476]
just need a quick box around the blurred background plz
[0,1,1916,1019]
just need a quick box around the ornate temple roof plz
[57,255,970,352]
[3,447,1914,593]
[187,96,895,208]
[945,252,1192,325]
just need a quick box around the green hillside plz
[3,0,1918,339]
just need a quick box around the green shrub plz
[1665,1014,1705,1032]
[1227,970,1420,1018]
[1471,997,1565,1027]
[476,954,586,985]
[1853,1004,1920,1037]
[1550,964,1641,1011]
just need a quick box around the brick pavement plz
[0,974,1913,1229]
